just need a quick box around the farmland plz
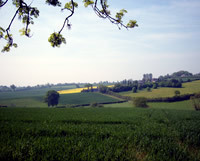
[0,102,200,161]
[0,89,119,107]
[0,79,200,160]
[120,80,200,98]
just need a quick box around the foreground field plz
[0,102,200,161]
[121,80,200,98]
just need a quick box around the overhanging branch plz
[0,0,8,8]
[58,0,75,34]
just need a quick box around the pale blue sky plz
[0,0,200,86]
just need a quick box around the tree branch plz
[0,0,8,8]
[91,0,129,29]
[5,8,20,46]
[58,0,75,34]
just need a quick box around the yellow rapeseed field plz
[58,86,97,94]
[58,85,114,94]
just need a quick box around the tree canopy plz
[44,90,60,107]
[0,0,138,53]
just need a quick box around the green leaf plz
[4,35,8,39]
[0,32,3,39]
[13,43,18,48]
[48,32,66,47]
[73,1,78,8]
[83,0,94,7]
[120,9,127,14]
[19,28,26,36]
[64,2,72,9]
[45,0,61,7]
[127,20,138,28]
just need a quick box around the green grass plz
[0,96,47,108]
[59,92,120,105]
[105,100,194,111]
[121,80,200,98]
[0,85,76,100]
[0,105,200,161]
[0,92,120,107]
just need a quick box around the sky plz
[0,0,200,86]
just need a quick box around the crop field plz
[0,102,200,161]
[121,80,200,98]
[0,85,76,100]
[58,85,114,94]
[0,92,119,107]
[59,93,119,105]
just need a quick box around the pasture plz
[0,101,200,161]
[120,80,200,98]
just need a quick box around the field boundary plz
[57,100,126,108]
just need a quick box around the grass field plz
[59,93,119,105]
[104,100,194,110]
[120,80,200,98]
[0,85,76,100]
[0,92,120,107]
[0,102,200,161]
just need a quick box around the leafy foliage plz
[83,0,94,7]
[174,90,180,96]
[1,0,39,52]
[44,90,60,107]
[0,0,138,52]
[46,0,61,7]
[132,87,137,93]
[48,32,66,47]
[133,97,148,108]
[98,84,109,93]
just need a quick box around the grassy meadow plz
[0,102,200,161]
[120,80,200,98]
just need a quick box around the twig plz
[0,0,8,7]
[58,0,75,34]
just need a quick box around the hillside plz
[120,80,200,98]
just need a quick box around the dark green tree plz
[174,90,180,96]
[98,84,108,93]
[0,0,138,52]
[10,84,16,91]
[132,87,137,93]
[133,97,148,108]
[147,87,151,92]
[153,83,158,89]
[44,90,60,107]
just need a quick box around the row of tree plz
[98,79,182,94]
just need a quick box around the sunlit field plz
[120,80,200,98]
[0,101,200,161]
[58,85,114,94]
[58,87,92,94]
